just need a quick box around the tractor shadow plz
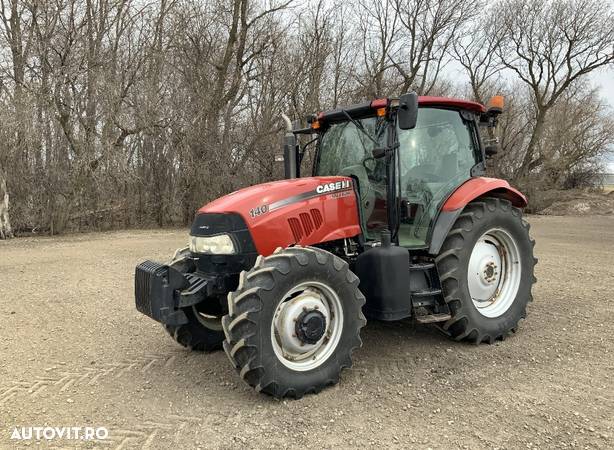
[360,317,451,349]
[166,319,467,402]
[346,318,471,384]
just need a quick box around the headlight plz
[189,234,236,254]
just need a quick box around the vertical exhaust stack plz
[281,113,298,179]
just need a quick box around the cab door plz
[396,108,481,247]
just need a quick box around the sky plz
[447,63,614,173]
[592,68,614,172]
[593,68,614,108]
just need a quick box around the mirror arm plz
[372,142,399,159]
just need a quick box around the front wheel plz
[164,306,225,351]
[222,246,366,398]
[435,197,537,343]
[164,249,225,351]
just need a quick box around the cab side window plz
[397,108,478,247]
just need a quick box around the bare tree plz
[495,0,614,179]
[451,18,503,104]
[355,0,399,98]
[328,2,354,108]
[0,0,612,236]
[0,168,13,238]
[392,0,479,94]
[0,0,31,237]
[540,84,614,189]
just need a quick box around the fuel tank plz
[198,177,361,256]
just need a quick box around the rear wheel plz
[435,197,536,343]
[222,246,366,398]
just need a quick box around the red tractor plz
[135,93,536,398]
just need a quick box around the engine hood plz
[198,176,361,256]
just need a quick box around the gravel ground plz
[1,215,612,449]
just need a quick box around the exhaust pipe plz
[281,114,298,179]
[281,113,293,132]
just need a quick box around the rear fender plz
[428,177,527,255]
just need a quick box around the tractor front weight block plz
[135,260,209,326]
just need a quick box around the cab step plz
[412,288,442,297]
[409,262,435,271]
[408,259,450,321]
[415,313,451,324]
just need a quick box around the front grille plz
[310,208,323,228]
[299,212,314,235]
[287,209,324,243]
[135,260,166,316]
[288,217,303,242]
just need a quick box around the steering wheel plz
[362,156,376,173]
[340,164,376,220]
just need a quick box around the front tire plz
[222,246,366,398]
[164,306,225,351]
[435,197,536,343]
[163,249,225,351]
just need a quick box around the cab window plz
[397,108,478,247]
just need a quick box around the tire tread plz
[222,246,366,398]
[436,197,536,343]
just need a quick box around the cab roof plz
[417,96,486,113]
[315,95,486,125]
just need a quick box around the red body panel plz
[199,177,361,256]
[442,177,527,212]
[418,96,486,114]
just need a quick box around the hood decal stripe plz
[268,187,353,212]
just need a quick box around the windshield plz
[315,117,388,176]
[314,116,389,238]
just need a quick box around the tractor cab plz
[289,94,501,248]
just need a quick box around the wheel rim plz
[467,228,522,318]
[271,281,344,371]
[193,306,223,331]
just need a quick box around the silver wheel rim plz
[193,306,223,331]
[467,228,521,318]
[271,281,343,371]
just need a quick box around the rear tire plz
[222,246,366,398]
[435,197,536,343]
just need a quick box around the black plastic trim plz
[318,102,376,124]
[190,212,257,254]
[428,209,463,255]
[193,253,258,275]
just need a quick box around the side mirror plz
[398,92,418,130]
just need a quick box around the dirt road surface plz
[1,215,612,449]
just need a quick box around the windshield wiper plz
[340,110,379,146]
